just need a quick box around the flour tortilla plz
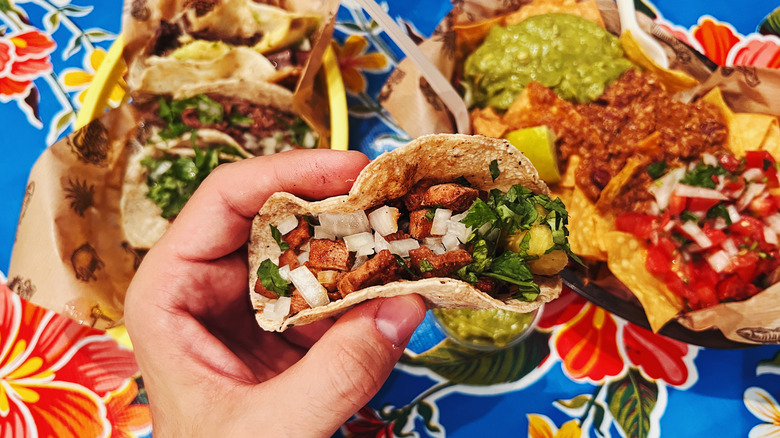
[248,134,563,331]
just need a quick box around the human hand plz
[125,149,427,437]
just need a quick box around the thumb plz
[269,294,426,435]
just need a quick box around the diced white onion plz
[288,266,329,308]
[727,205,741,224]
[673,184,729,200]
[278,265,291,281]
[742,168,765,182]
[424,237,446,255]
[680,221,713,248]
[388,238,420,257]
[649,167,686,210]
[447,220,472,243]
[431,209,452,236]
[276,296,292,315]
[737,183,766,211]
[261,296,291,322]
[318,211,370,237]
[374,232,391,253]
[766,213,780,234]
[702,153,718,167]
[299,240,310,252]
[713,217,728,230]
[352,255,368,270]
[368,206,400,236]
[313,226,336,240]
[442,233,461,252]
[344,232,374,252]
[764,226,779,245]
[150,161,172,180]
[450,212,468,223]
[663,220,675,232]
[276,214,299,235]
[722,238,739,256]
[706,250,731,273]
[297,251,310,265]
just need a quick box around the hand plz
[125,149,427,437]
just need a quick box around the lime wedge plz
[504,126,561,184]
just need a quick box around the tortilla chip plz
[761,118,780,158]
[734,112,780,155]
[604,231,683,331]
[559,154,579,188]
[471,106,510,138]
[620,31,699,95]
[566,185,608,261]
[248,134,560,331]
[504,0,605,28]
[595,156,646,216]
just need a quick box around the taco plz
[122,80,319,249]
[248,134,576,332]
[126,0,321,96]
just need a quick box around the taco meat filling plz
[254,179,576,321]
[617,150,780,310]
[142,93,318,155]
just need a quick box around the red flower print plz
[0,29,55,100]
[693,19,741,65]
[538,287,587,330]
[342,406,396,438]
[104,379,152,438]
[0,284,139,438]
[622,323,694,387]
[553,303,624,381]
[732,37,780,68]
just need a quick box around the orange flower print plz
[693,19,741,65]
[554,303,624,381]
[104,380,152,438]
[0,284,140,437]
[63,48,127,106]
[333,35,389,94]
[0,29,55,101]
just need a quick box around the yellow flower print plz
[745,387,780,437]
[528,414,582,438]
[62,48,126,106]
[332,34,388,94]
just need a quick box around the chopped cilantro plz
[257,259,291,297]
[680,163,728,189]
[647,161,668,179]
[393,255,418,278]
[425,208,437,221]
[419,259,435,273]
[706,204,732,225]
[270,225,290,251]
[142,146,235,218]
[157,94,225,140]
[489,159,500,182]
[680,211,700,224]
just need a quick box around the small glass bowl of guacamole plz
[432,306,541,351]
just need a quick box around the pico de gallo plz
[616,150,780,310]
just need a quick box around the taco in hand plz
[248,134,576,332]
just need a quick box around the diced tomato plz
[719,154,741,173]
[724,251,760,283]
[656,236,678,258]
[730,215,765,241]
[645,244,671,275]
[723,178,746,197]
[667,194,687,216]
[745,150,775,170]
[749,195,779,217]
[687,197,720,212]
[664,271,690,299]
[716,275,755,301]
[616,212,657,240]
[701,224,728,247]
[696,285,719,309]
[766,167,780,188]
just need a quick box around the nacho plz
[248,134,572,332]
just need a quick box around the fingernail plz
[375,295,424,347]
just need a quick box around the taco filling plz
[616,150,780,310]
[255,177,574,321]
[144,93,318,155]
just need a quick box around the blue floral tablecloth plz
[1,1,780,437]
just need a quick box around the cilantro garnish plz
[680,211,700,224]
[706,204,732,225]
[647,161,668,179]
[680,163,728,189]
[270,225,290,251]
[157,95,225,140]
[489,159,501,182]
[425,208,437,221]
[393,255,418,278]
[142,146,234,218]
[257,259,291,297]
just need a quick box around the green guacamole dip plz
[433,308,537,349]
[463,13,633,109]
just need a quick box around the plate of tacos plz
[380,0,780,347]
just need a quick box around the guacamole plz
[433,308,537,349]
[463,13,633,109]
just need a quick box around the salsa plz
[462,13,633,109]
[616,150,780,310]
[433,308,537,349]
